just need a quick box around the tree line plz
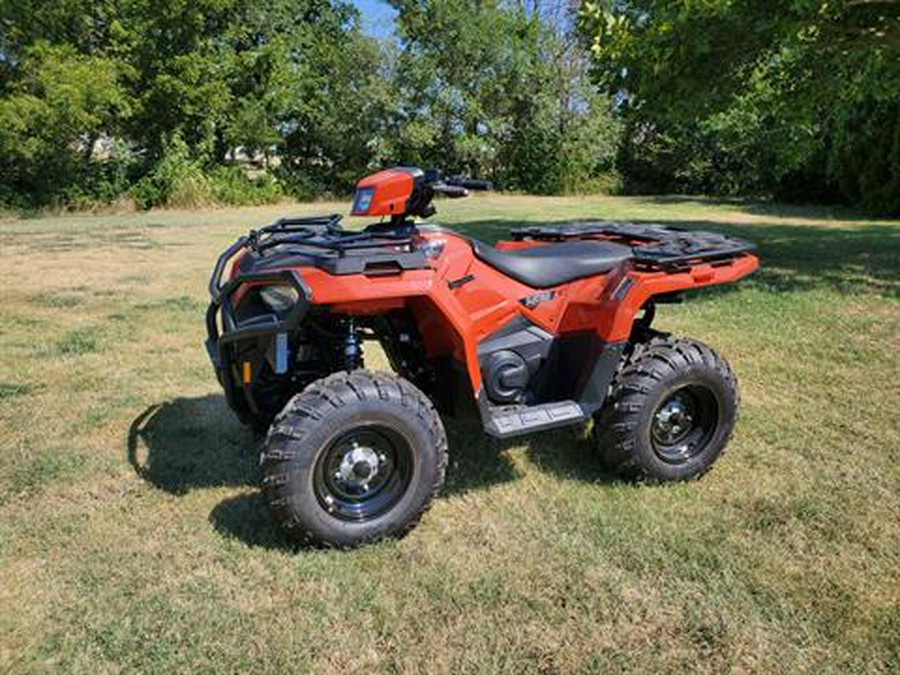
[578,0,899,214]
[0,1,896,214]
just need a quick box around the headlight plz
[259,285,300,313]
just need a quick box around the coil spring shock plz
[343,318,363,371]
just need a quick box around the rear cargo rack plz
[509,221,755,271]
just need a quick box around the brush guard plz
[206,264,311,421]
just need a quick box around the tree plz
[578,0,900,213]
[386,0,618,192]
[0,0,383,206]
[276,8,391,195]
[0,43,131,205]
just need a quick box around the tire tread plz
[260,370,447,547]
[596,336,739,482]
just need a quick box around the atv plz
[206,167,758,547]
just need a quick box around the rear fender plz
[595,254,759,343]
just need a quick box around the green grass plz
[0,195,898,672]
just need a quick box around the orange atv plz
[206,167,758,546]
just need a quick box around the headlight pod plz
[259,284,300,313]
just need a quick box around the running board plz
[482,400,588,439]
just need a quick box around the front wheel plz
[595,337,739,482]
[261,370,447,547]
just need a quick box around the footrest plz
[483,400,587,439]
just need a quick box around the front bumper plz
[206,241,311,417]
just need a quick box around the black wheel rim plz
[650,385,719,464]
[313,425,414,522]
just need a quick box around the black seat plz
[471,240,633,288]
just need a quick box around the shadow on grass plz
[452,217,899,297]
[631,194,895,223]
[129,394,611,550]
[208,492,294,550]
[127,395,259,495]
[443,418,520,494]
[205,422,615,550]
[524,426,616,483]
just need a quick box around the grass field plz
[0,195,898,672]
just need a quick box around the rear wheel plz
[595,337,738,482]
[261,370,447,547]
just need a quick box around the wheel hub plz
[649,385,719,465]
[653,395,694,444]
[337,443,381,489]
[315,425,412,522]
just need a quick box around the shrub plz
[208,166,283,206]
[272,167,321,202]
[130,134,212,209]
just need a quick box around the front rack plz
[258,213,344,234]
[510,221,755,271]
[209,215,426,298]
[247,214,417,253]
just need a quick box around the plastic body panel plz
[211,226,758,399]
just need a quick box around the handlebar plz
[429,174,493,199]
[432,183,469,199]
[446,176,493,191]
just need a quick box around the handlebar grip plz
[458,179,492,191]
[434,184,469,198]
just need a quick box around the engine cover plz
[483,350,530,403]
[477,316,554,404]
